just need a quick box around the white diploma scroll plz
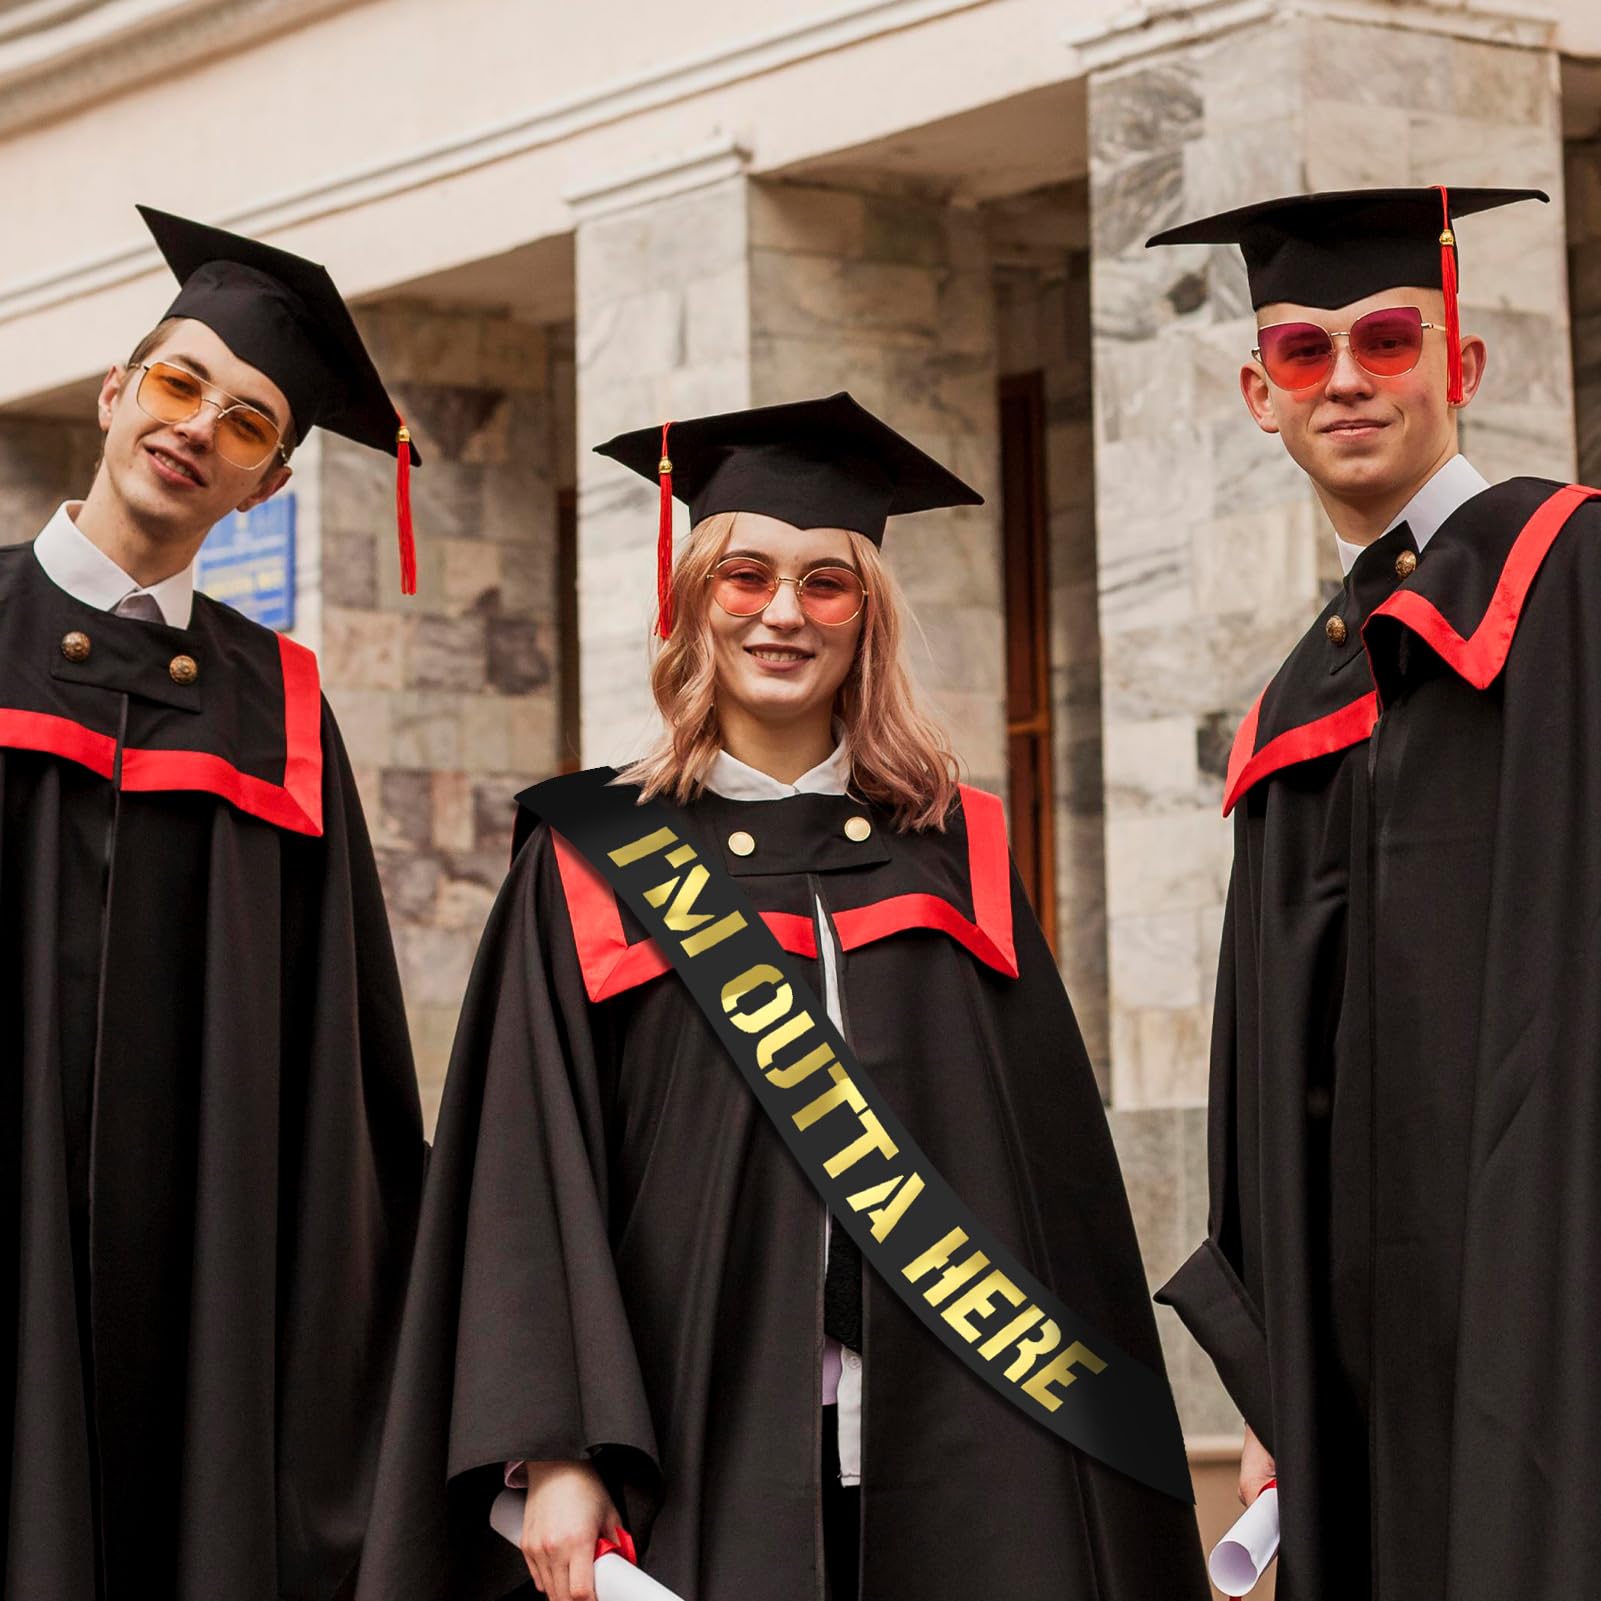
[490,1490,687,1601]
[1208,1485,1280,1596]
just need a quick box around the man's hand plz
[520,1460,621,1601]
[1238,1423,1277,1507]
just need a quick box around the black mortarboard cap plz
[1146,186,1547,310]
[137,204,422,592]
[595,392,983,636]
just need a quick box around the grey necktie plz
[113,591,164,623]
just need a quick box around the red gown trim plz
[553,833,819,1003]
[0,633,324,837]
[830,785,1018,978]
[0,708,118,779]
[1222,689,1379,818]
[551,783,1018,1003]
[1365,482,1600,692]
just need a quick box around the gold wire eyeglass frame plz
[129,360,292,470]
[704,559,870,626]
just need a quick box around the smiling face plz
[1239,285,1486,516]
[93,317,293,541]
[706,512,866,739]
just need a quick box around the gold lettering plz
[756,1009,817,1071]
[942,1268,1027,1344]
[1021,1341,1107,1411]
[903,1227,968,1286]
[864,1171,923,1242]
[822,1110,898,1178]
[645,865,713,931]
[923,1248,990,1308]
[680,910,747,956]
[792,1065,866,1130]
[666,843,697,867]
[721,965,793,1034]
[765,1042,835,1090]
[1001,1318,1061,1382]
[608,826,678,866]
[978,1305,1045,1361]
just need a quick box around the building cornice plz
[563,132,752,222]
[0,0,364,138]
[0,0,989,325]
[1064,0,1556,74]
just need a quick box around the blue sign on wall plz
[197,495,296,631]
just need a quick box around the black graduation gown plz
[0,544,424,1600]
[1159,477,1601,1599]
[356,782,1208,1601]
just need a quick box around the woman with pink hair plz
[358,395,1206,1601]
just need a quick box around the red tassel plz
[396,415,417,597]
[1435,185,1463,406]
[656,420,675,639]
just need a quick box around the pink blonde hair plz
[623,513,962,831]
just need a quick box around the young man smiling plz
[0,206,424,1601]
[1146,186,1601,1600]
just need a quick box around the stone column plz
[1083,0,1573,1438]
[572,166,1006,792]
[319,303,562,1124]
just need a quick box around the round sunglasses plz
[706,557,868,626]
[1253,305,1444,392]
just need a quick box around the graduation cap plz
[1147,185,1548,404]
[594,391,983,636]
[138,204,422,594]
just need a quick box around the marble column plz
[1088,3,1573,1116]
[573,170,1006,792]
[1085,0,1574,1440]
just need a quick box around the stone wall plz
[323,303,565,1124]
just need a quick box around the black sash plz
[520,768,1192,1502]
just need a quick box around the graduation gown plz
[356,781,1208,1601]
[0,544,424,1600]
[1159,477,1601,1599]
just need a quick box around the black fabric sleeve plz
[354,823,661,1601]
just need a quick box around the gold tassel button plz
[659,457,673,475]
[1439,229,1455,247]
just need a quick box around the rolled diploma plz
[490,1490,686,1601]
[1208,1485,1280,1596]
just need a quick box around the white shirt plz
[702,742,863,1486]
[1334,454,1490,578]
[33,501,195,627]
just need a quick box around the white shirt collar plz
[32,501,195,628]
[704,739,852,801]
[1335,454,1490,577]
